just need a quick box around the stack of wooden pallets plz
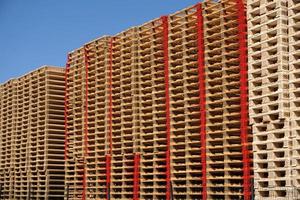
[289,0,300,198]
[64,0,253,199]
[0,79,16,199]
[0,0,300,200]
[65,37,112,199]
[0,66,65,199]
[1,0,299,199]
[248,0,300,199]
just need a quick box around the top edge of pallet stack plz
[67,0,225,58]
[0,65,63,86]
[168,4,198,18]
[68,35,111,54]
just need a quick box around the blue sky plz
[0,0,200,83]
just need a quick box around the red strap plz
[84,45,89,158]
[196,3,207,200]
[236,1,251,199]
[105,37,114,200]
[106,154,111,199]
[64,55,70,161]
[109,38,113,155]
[133,153,140,200]
[82,45,89,200]
[161,15,171,200]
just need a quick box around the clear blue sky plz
[0,0,200,83]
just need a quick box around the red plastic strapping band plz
[133,153,140,200]
[84,45,89,158]
[105,37,114,200]
[106,154,111,200]
[196,3,207,200]
[161,15,171,200]
[108,38,113,155]
[82,45,90,200]
[236,1,251,199]
[64,55,70,161]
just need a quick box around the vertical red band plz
[82,45,90,200]
[196,3,207,200]
[133,153,140,200]
[64,55,70,161]
[84,45,89,157]
[108,38,113,155]
[161,15,171,200]
[106,37,114,200]
[105,154,111,200]
[236,1,251,199]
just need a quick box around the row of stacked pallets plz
[64,0,253,199]
[0,0,299,199]
[0,67,65,199]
